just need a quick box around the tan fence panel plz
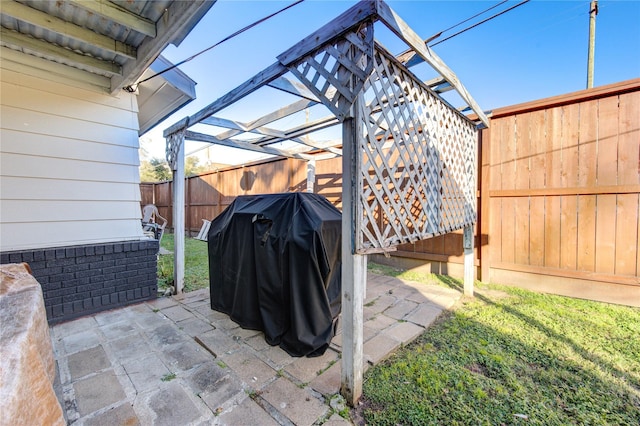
[484,79,640,305]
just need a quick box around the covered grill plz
[208,192,342,357]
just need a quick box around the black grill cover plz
[208,193,342,357]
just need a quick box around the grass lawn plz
[360,270,640,425]
[158,233,209,293]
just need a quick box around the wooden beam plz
[424,76,453,94]
[185,130,310,160]
[255,115,337,141]
[256,115,340,145]
[204,98,317,141]
[110,0,214,94]
[246,98,317,129]
[201,116,248,132]
[164,61,288,136]
[375,0,490,127]
[201,99,318,136]
[201,115,340,155]
[311,152,340,161]
[286,138,342,156]
[268,76,320,102]
[69,0,156,38]
[0,27,121,76]
[277,0,377,65]
[1,1,137,59]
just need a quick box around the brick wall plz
[1,239,158,324]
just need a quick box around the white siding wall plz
[0,55,146,251]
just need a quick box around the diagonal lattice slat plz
[356,45,477,253]
[166,127,187,171]
[286,21,374,121]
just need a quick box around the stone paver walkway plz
[51,273,461,425]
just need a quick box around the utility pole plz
[586,0,598,88]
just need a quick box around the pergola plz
[164,0,488,405]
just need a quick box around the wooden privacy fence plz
[141,79,640,306]
[140,158,309,235]
[479,79,639,305]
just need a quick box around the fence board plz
[501,116,517,191]
[501,198,515,264]
[489,119,502,191]
[529,110,546,189]
[546,107,563,188]
[560,195,578,270]
[618,92,640,186]
[615,194,638,276]
[545,196,561,268]
[595,194,616,274]
[444,232,461,257]
[489,198,502,265]
[562,103,580,188]
[499,116,515,264]
[514,197,530,265]
[515,113,530,190]
[544,107,563,268]
[314,156,342,207]
[597,96,619,187]
[529,197,545,266]
[578,100,598,187]
[577,195,596,272]
[509,113,531,265]
[480,127,492,279]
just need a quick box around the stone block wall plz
[0,239,158,324]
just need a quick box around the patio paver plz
[51,273,461,424]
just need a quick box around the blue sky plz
[143,0,640,160]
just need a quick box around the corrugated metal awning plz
[0,0,215,94]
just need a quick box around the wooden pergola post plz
[167,131,186,295]
[463,225,474,296]
[463,129,479,297]
[340,95,366,405]
[306,159,316,193]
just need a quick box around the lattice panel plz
[356,46,477,253]
[287,21,374,121]
[165,128,186,171]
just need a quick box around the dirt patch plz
[351,397,382,426]
[466,362,488,377]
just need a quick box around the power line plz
[125,0,304,92]
[430,0,509,42]
[477,3,584,51]
[430,0,531,47]
[397,1,521,60]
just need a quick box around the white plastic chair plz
[141,204,167,242]
[195,219,211,241]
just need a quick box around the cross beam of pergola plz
[164,0,488,405]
